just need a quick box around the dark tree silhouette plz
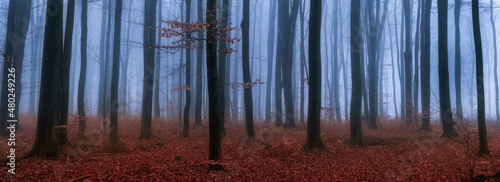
[265,0,276,124]
[420,0,432,131]
[437,0,458,137]
[206,0,223,170]
[454,0,464,123]
[182,0,191,138]
[140,0,157,140]
[78,0,89,133]
[25,0,63,158]
[350,0,363,146]
[303,0,326,151]
[403,0,413,124]
[491,0,500,122]
[242,0,255,142]
[218,0,229,136]
[57,0,75,146]
[194,0,204,127]
[472,0,490,156]
[108,0,123,149]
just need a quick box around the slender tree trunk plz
[454,0,463,122]
[299,0,305,124]
[367,0,379,129]
[57,0,75,146]
[438,0,457,137]
[218,0,229,136]
[333,0,341,121]
[153,0,163,118]
[108,0,123,148]
[403,0,413,124]
[472,0,490,156]
[121,0,133,117]
[413,0,421,120]
[420,0,432,131]
[350,0,363,146]
[181,0,191,138]
[98,0,109,118]
[78,0,88,133]
[389,19,399,119]
[275,0,285,127]
[195,0,204,127]
[303,0,326,151]
[490,0,500,122]
[242,0,255,142]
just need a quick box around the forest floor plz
[1,115,500,181]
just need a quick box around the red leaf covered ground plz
[1,115,500,181]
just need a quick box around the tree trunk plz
[242,0,255,142]
[265,0,277,123]
[218,0,229,136]
[350,0,363,146]
[403,0,413,124]
[57,0,75,146]
[153,0,163,118]
[413,0,421,120]
[195,0,204,127]
[275,0,284,127]
[109,0,123,148]
[26,0,63,157]
[140,0,157,140]
[303,0,326,151]
[437,0,458,137]
[367,0,378,129]
[333,0,341,121]
[472,0,490,156]
[490,0,500,122]
[78,0,88,133]
[207,0,223,170]
[454,0,463,123]
[420,0,431,131]
[98,0,109,119]
[181,0,191,138]
[299,0,305,124]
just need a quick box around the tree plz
[265,0,276,123]
[57,0,76,146]
[218,0,229,136]
[420,0,432,131]
[367,0,379,129]
[153,0,163,118]
[350,0,363,146]
[490,0,499,123]
[206,0,223,170]
[194,0,204,127]
[25,0,63,157]
[472,0,490,156]
[108,0,123,148]
[78,0,89,133]
[282,0,300,128]
[182,0,191,138]
[98,0,109,123]
[454,0,463,122]
[0,0,32,135]
[140,0,157,140]
[332,0,341,121]
[437,0,458,137]
[303,0,326,151]
[403,0,413,124]
[242,0,255,142]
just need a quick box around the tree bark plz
[265,0,276,123]
[303,0,326,151]
[194,0,204,127]
[207,0,223,170]
[437,0,458,137]
[454,0,463,122]
[421,0,432,131]
[78,0,88,133]
[153,0,163,118]
[490,0,500,122]
[242,0,255,142]
[350,0,364,146]
[141,0,157,140]
[26,0,63,157]
[472,0,490,156]
[403,0,413,124]
[57,0,75,146]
